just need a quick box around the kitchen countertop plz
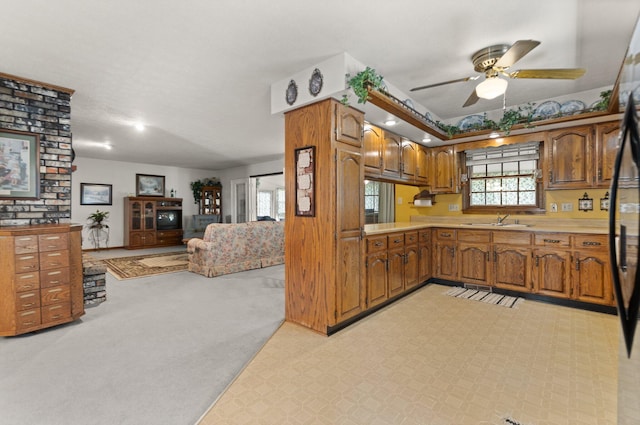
[364,217,609,236]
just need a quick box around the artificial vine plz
[346,67,386,104]
[190,177,220,204]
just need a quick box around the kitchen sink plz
[460,223,531,228]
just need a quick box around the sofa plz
[182,214,220,241]
[187,221,284,277]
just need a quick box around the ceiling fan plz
[410,40,586,107]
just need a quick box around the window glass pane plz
[502,177,518,191]
[471,165,486,177]
[277,188,285,220]
[503,192,518,205]
[257,191,272,217]
[470,193,485,205]
[486,192,501,205]
[519,176,536,191]
[519,191,536,205]
[503,162,519,175]
[487,163,502,176]
[486,178,502,192]
[520,160,536,174]
[470,180,485,193]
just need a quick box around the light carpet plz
[444,286,523,308]
[0,264,285,425]
[104,251,189,280]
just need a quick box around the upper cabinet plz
[595,121,620,188]
[364,125,383,176]
[382,131,402,178]
[429,146,458,193]
[401,139,417,181]
[415,144,429,186]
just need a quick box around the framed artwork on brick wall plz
[0,129,40,199]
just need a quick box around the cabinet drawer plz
[15,272,40,292]
[39,250,69,270]
[16,290,41,311]
[15,254,39,273]
[41,285,71,306]
[534,233,571,247]
[573,234,607,249]
[14,235,38,254]
[40,268,69,288]
[405,231,419,245]
[41,302,71,324]
[493,231,532,246]
[388,234,405,249]
[458,229,491,243]
[38,233,68,252]
[16,309,41,331]
[418,229,431,243]
[434,229,456,241]
[366,236,387,253]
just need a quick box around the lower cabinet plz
[532,248,572,298]
[492,231,533,292]
[418,229,432,283]
[457,230,491,285]
[433,229,457,280]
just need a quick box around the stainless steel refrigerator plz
[610,15,640,424]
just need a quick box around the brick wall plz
[0,73,74,226]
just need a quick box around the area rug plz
[444,286,523,308]
[104,251,189,280]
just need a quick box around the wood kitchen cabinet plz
[387,233,406,297]
[365,235,388,308]
[429,146,457,193]
[364,125,383,176]
[457,230,491,286]
[401,140,417,182]
[595,121,620,188]
[382,130,402,179]
[285,98,365,334]
[433,228,457,280]
[545,125,593,189]
[571,234,613,306]
[532,233,572,298]
[404,231,420,290]
[415,144,429,185]
[418,229,432,283]
[492,231,533,292]
[0,224,84,336]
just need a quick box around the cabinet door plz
[433,241,457,280]
[404,244,420,289]
[595,121,620,188]
[130,201,142,231]
[415,144,429,185]
[143,201,156,231]
[363,125,383,177]
[335,147,365,323]
[366,252,388,308]
[382,131,402,179]
[401,140,417,182]
[418,243,431,283]
[532,248,571,298]
[457,242,491,285]
[493,245,532,292]
[335,103,363,147]
[388,247,405,298]
[573,251,613,305]
[546,126,593,189]
[429,146,456,193]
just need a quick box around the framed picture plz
[80,183,112,205]
[295,146,315,216]
[136,174,165,197]
[0,129,40,199]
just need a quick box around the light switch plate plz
[561,202,573,212]
[550,203,558,213]
[448,204,459,211]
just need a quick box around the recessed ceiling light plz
[422,137,431,143]
[489,131,500,138]
[384,119,397,126]
[134,123,145,131]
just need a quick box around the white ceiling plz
[1,0,639,170]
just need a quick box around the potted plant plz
[346,67,386,104]
[87,209,109,229]
[190,177,221,205]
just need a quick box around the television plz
[156,210,181,230]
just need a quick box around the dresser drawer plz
[458,229,491,243]
[40,268,69,288]
[534,233,571,248]
[39,250,69,270]
[14,235,39,254]
[15,290,41,311]
[15,253,39,273]
[41,302,71,324]
[366,235,387,253]
[434,229,456,241]
[388,234,405,249]
[41,285,71,306]
[573,234,608,250]
[15,272,40,292]
[16,309,41,331]
[493,231,532,246]
[405,231,418,245]
[38,233,68,252]
[418,229,431,243]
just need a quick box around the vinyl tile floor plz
[198,284,619,425]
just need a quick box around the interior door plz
[230,178,251,223]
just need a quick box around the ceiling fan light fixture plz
[475,77,508,100]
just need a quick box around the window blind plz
[465,142,540,166]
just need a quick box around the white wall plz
[71,157,217,249]
[71,156,285,249]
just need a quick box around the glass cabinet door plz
[131,201,142,231]
[144,201,155,230]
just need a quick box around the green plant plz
[592,89,612,111]
[347,67,385,104]
[190,177,220,204]
[87,209,109,228]
[497,103,535,135]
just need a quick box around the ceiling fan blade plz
[410,76,479,92]
[509,68,586,79]
[494,40,541,68]
[463,90,480,107]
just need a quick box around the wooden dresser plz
[0,224,84,336]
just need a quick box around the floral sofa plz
[187,221,284,277]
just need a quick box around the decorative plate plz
[308,68,323,97]
[286,80,298,106]
[403,99,415,109]
[532,100,561,119]
[560,100,586,115]
[456,114,485,131]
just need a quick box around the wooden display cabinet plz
[201,186,222,219]
[124,197,183,249]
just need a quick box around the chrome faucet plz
[497,213,510,225]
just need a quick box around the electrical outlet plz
[397,197,403,204]
[561,202,573,212]
[550,203,558,213]
[448,203,459,212]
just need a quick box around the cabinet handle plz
[493,251,497,262]
[374,241,383,247]
[22,303,35,308]
[441,232,451,238]
[543,239,560,244]
[575,258,580,271]
[582,241,601,246]
[486,251,490,262]
[450,247,455,257]
[394,239,402,244]
[598,168,602,180]
[535,256,539,266]
[549,170,553,181]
